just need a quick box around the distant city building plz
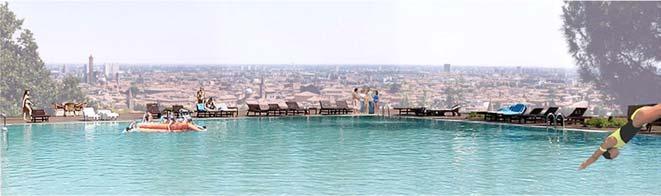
[104,63,119,80]
[62,64,66,75]
[71,64,621,116]
[126,88,134,111]
[259,75,265,99]
[115,73,120,89]
[87,55,94,84]
[444,64,451,72]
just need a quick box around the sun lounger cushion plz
[97,110,119,120]
[219,103,237,111]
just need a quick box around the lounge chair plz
[195,103,210,118]
[171,105,191,118]
[285,101,309,115]
[511,107,543,123]
[519,107,558,124]
[218,103,238,117]
[335,100,351,114]
[246,103,269,116]
[267,104,286,116]
[394,107,426,116]
[146,103,162,118]
[82,107,100,121]
[563,107,589,125]
[74,103,85,116]
[483,103,527,122]
[500,104,527,122]
[98,109,119,120]
[52,103,65,117]
[319,101,340,115]
[64,102,76,117]
[30,109,50,123]
[426,104,461,116]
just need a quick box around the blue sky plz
[8,0,573,67]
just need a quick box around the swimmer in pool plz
[579,104,661,170]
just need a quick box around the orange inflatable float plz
[133,122,205,132]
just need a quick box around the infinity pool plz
[2,116,661,194]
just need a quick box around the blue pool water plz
[2,116,661,194]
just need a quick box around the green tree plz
[0,2,86,116]
[55,76,85,103]
[562,1,661,109]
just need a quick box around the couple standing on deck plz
[196,87,217,110]
[351,87,379,115]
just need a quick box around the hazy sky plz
[8,0,573,67]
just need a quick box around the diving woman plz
[579,104,661,170]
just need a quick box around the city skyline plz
[9,0,572,67]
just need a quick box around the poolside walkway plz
[4,113,144,125]
[426,114,661,135]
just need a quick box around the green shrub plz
[468,112,481,120]
[606,118,627,128]
[586,117,627,128]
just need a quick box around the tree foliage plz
[0,2,86,116]
[562,1,661,108]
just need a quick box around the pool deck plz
[3,112,661,135]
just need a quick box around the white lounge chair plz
[54,109,65,117]
[82,107,100,121]
[219,103,238,117]
[97,110,119,120]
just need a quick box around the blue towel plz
[196,103,206,112]
[497,103,526,115]
[508,103,526,113]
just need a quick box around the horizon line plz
[45,62,574,68]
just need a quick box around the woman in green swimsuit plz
[579,104,661,170]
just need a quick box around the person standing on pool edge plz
[352,88,360,114]
[579,104,661,170]
[22,90,33,121]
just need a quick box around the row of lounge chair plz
[479,104,589,125]
[146,103,232,119]
[247,102,312,116]
[318,101,351,115]
[483,103,661,132]
[394,104,461,117]
[82,107,119,121]
[30,109,50,123]
[28,107,118,123]
[246,101,353,117]
[196,103,238,118]
[52,102,86,117]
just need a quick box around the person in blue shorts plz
[373,90,380,114]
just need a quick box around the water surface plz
[2,116,661,194]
